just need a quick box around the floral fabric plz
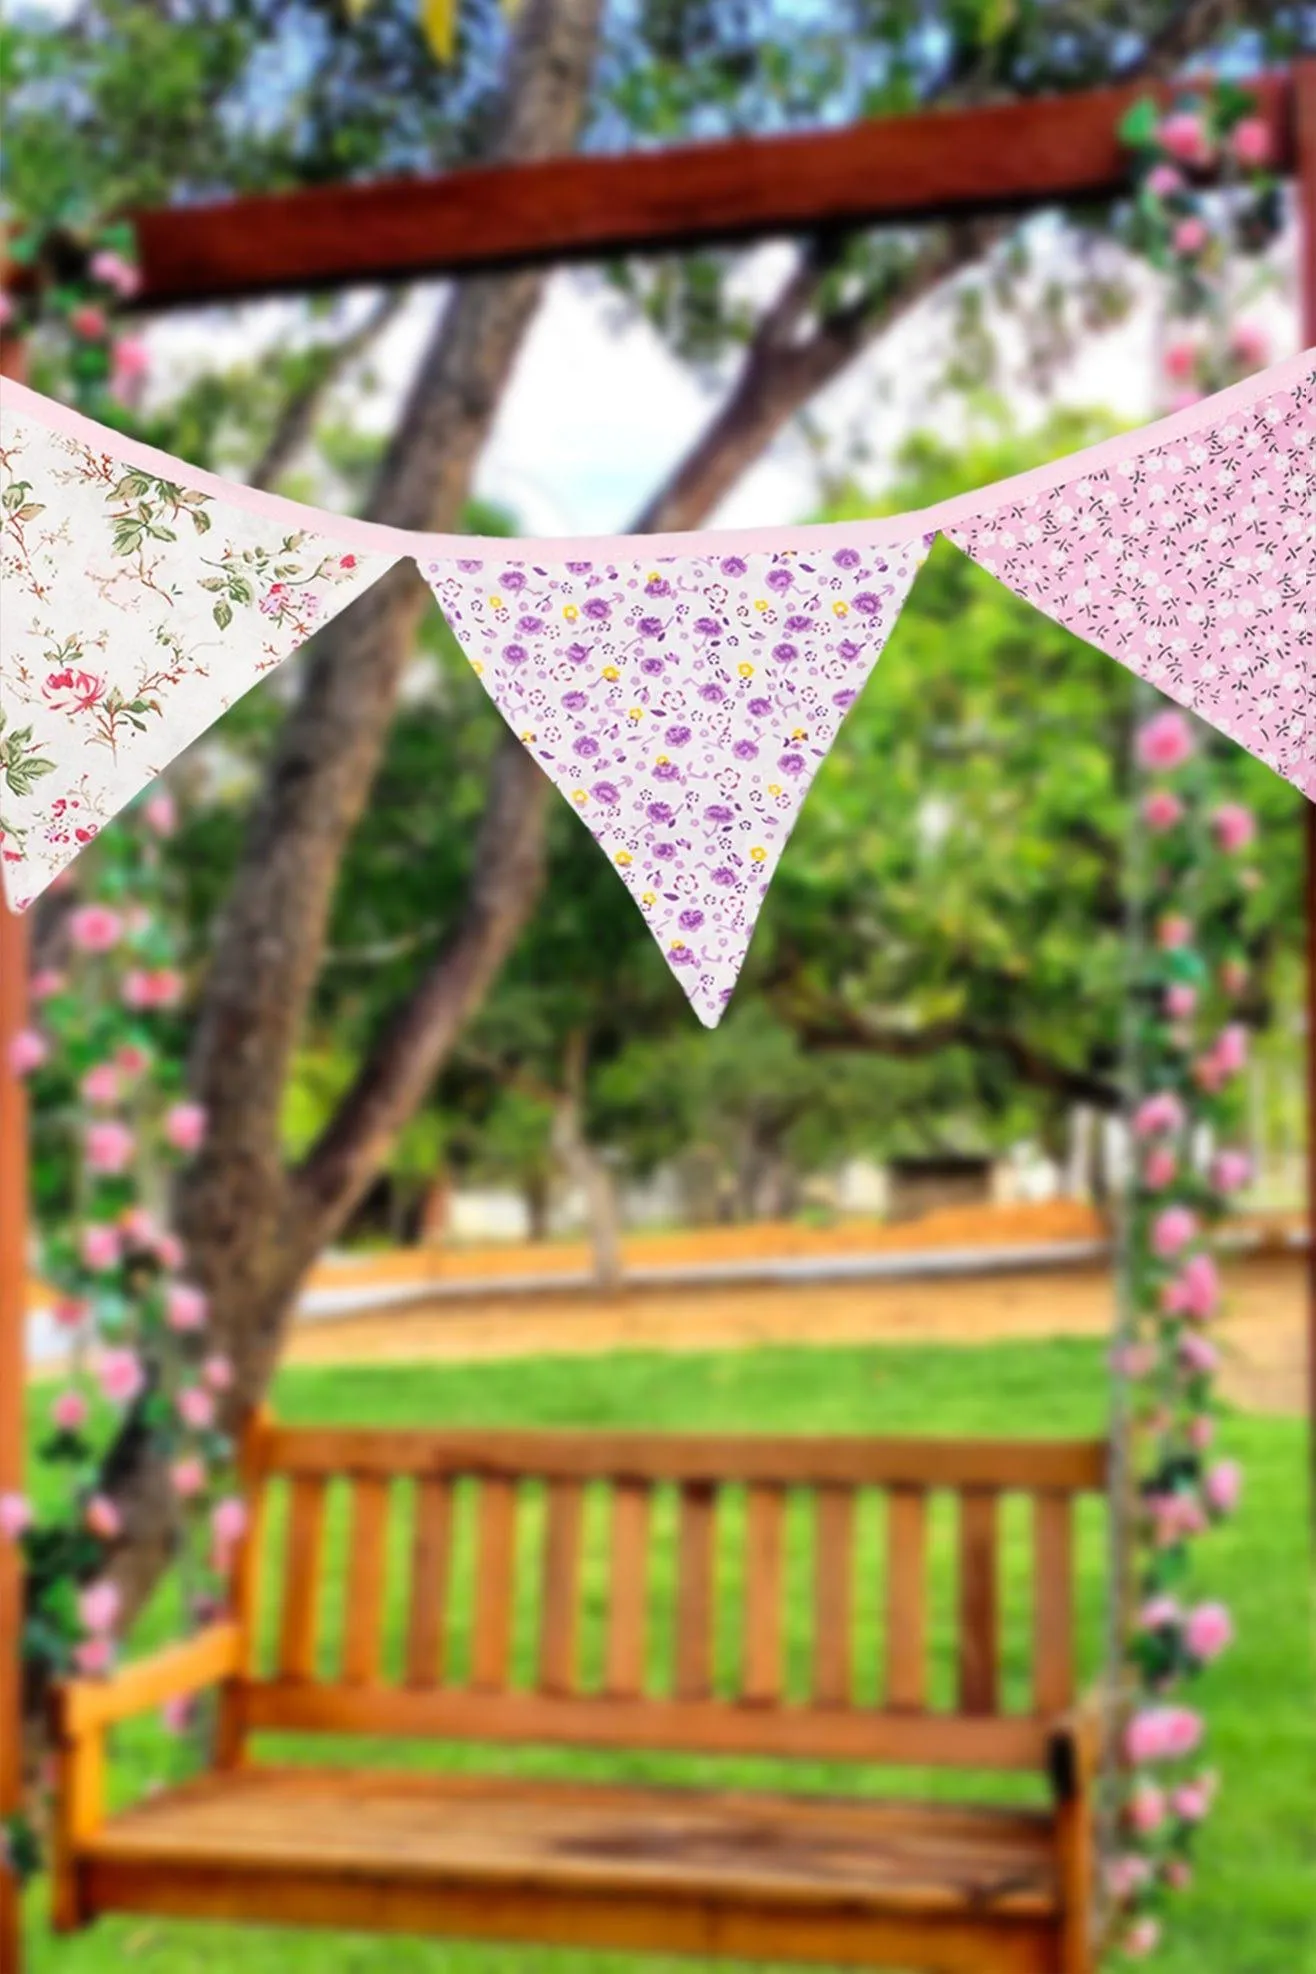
[2,353,1314,1025]
[947,364,1316,798]
[0,402,399,907]
[421,542,931,1023]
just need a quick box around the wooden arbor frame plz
[2,61,1315,1971]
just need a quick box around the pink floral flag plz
[420,539,932,1024]
[945,362,1316,797]
[0,397,400,906]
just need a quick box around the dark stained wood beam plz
[105,71,1292,310]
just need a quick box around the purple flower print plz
[786,614,813,632]
[639,615,664,636]
[833,689,857,710]
[648,801,675,825]
[732,740,759,762]
[698,683,726,704]
[503,642,528,665]
[654,841,677,860]
[517,614,545,634]
[704,803,734,826]
[500,569,527,592]
[641,656,665,676]
[458,557,482,573]
[566,560,593,574]
[583,597,611,621]
[645,576,672,597]
[837,639,863,661]
[694,617,722,636]
[664,724,692,747]
[574,736,600,759]
[566,642,592,664]
[563,690,589,712]
[654,762,681,785]
[772,642,798,664]
[711,866,737,886]
[669,944,696,965]
[833,547,861,569]
[720,556,747,578]
[852,592,882,615]
[778,751,806,776]
[766,566,793,592]
[679,908,705,931]
[748,698,772,718]
[591,781,620,805]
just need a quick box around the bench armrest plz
[1047,1689,1107,1801]
[53,1621,243,1739]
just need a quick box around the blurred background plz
[4,3,1313,1970]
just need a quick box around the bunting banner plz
[3,348,1314,1024]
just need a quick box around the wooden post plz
[0,318,28,1974]
[1298,61,1316,1533]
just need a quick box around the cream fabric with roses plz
[0,401,399,906]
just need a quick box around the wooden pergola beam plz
[79,71,1294,309]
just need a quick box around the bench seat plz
[80,1766,1063,1970]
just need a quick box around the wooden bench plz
[52,1421,1108,1972]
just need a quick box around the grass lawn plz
[24,1337,1315,1972]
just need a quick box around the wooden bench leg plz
[50,1727,103,1933]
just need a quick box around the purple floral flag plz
[0,397,399,907]
[420,541,931,1024]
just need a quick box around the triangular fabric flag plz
[0,394,401,906]
[420,537,932,1024]
[944,361,1316,798]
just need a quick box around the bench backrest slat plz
[235,1423,1106,1772]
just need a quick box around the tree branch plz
[248,288,406,493]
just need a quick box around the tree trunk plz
[551,1033,623,1292]
[102,0,608,1628]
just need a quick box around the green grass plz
[24,1338,1315,1972]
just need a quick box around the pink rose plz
[110,335,149,383]
[164,1102,208,1154]
[1178,1252,1220,1321]
[1173,216,1208,255]
[211,1497,247,1548]
[52,1389,89,1432]
[1213,1024,1249,1075]
[116,1043,151,1077]
[165,1282,208,1332]
[85,1494,122,1540]
[68,905,122,954]
[1136,710,1193,772]
[1151,1205,1197,1257]
[160,1694,196,1736]
[1212,802,1257,854]
[69,303,108,340]
[1179,1332,1218,1376]
[53,1296,89,1331]
[89,249,141,297]
[1147,163,1184,198]
[1205,1459,1242,1516]
[143,790,176,836]
[202,1353,234,1392]
[1163,1859,1193,1892]
[78,1579,121,1636]
[1184,1601,1232,1663]
[1229,320,1268,370]
[1133,1092,1184,1139]
[0,1493,31,1540]
[155,1232,185,1271]
[171,1456,207,1499]
[177,1386,215,1432]
[1111,1341,1156,1379]
[1164,983,1196,1020]
[97,1347,146,1406]
[73,1637,114,1677]
[1124,1916,1162,1959]
[80,1062,121,1107]
[123,968,183,1011]
[1163,336,1197,382]
[1170,1780,1211,1823]
[1142,788,1183,831]
[30,969,65,1002]
[1107,1853,1153,1902]
[86,1119,135,1175]
[1139,1594,1180,1631]
[7,1029,48,1076]
[80,1223,121,1272]
[1128,1779,1166,1835]
[1159,111,1211,164]
[1211,1149,1250,1195]
[1231,115,1271,167]
[1188,1414,1215,1450]
[1220,957,1248,997]
[1157,912,1193,951]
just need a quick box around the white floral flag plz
[0,396,400,906]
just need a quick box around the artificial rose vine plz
[1106,706,1255,1961]
[0,220,148,424]
[0,792,244,1884]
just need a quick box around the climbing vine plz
[1108,80,1277,1962]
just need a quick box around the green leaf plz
[213,599,233,630]
[1118,98,1160,150]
